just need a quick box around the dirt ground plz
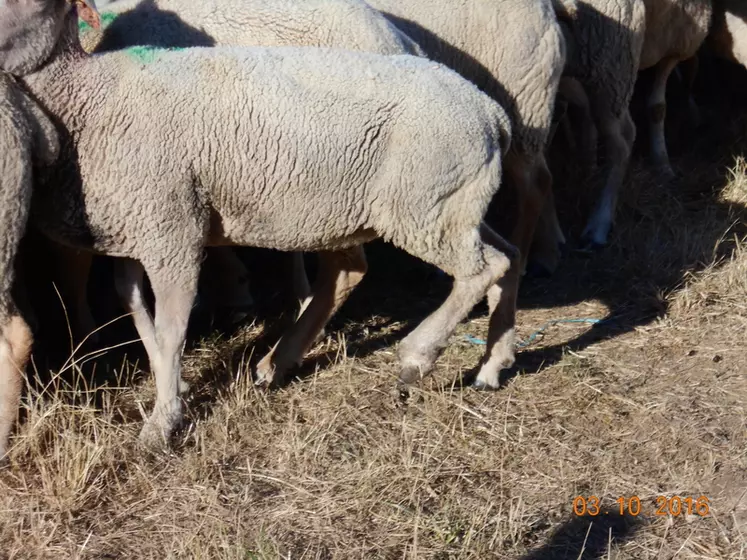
[1,56,746,559]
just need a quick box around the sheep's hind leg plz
[114,259,189,395]
[255,246,367,387]
[559,77,598,170]
[647,57,679,179]
[473,225,521,389]
[290,251,325,344]
[504,154,561,276]
[137,260,200,448]
[398,223,517,384]
[581,109,635,248]
[0,313,33,459]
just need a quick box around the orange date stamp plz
[573,495,710,517]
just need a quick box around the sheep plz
[0,0,66,458]
[14,0,519,447]
[559,0,711,247]
[707,0,747,67]
[557,0,646,247]
[58,0,426,341]
[0,77,59,459]
[639,0,712,180]
[367,0,569,276]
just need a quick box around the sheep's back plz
[86,0,421,57]
[60,47,508,253]
[639,0,712,69]
[367,0,566,157]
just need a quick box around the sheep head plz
[0,0,99,74]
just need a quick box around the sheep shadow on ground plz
[519,512,642,560]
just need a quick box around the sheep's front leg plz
[137,261,199,448]
[505,154,561,277]
[0,313,33,459]
[647,57,679,179]
[582,109,636,248]
[256,246,367,387]
[290,251,326,344]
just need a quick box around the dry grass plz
[1,59,747,559]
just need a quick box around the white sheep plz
[558,0,646,247]
[557,0,712,247]
[639,0,712,181]
[15,0,519,448]
[0,47,60,459]
[58,0,426,340]
[367,0,570,276]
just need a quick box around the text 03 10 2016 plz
[572,495,710,517]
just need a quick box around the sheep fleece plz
[81,0,422,56]
[33,47,511,277]
[0,74,58,319]
[366,0,566,156]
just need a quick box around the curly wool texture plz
[0,75,58,320]
[564,0,646,119]
[367,0,567,157]
[24,15,511,281]
[640,0,712,69]
[79,0,423,56]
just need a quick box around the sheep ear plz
[75,0,100,29]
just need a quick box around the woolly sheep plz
[63,0,426,338]
[558,0,711,247]
[558,0,645,247]
[367,0,570,276]
[17,0,519,447]
[0,6,61,456]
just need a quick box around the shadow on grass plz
[521,513,642,560]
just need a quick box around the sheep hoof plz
[471,379,499,391]
[138,400,181,449]
[312,328,327,346]
[254,358,280,388]
[398,364,423,385]
[654,165,677,183]
[579,227,609,252]
[138,422,170,451]
[579,239,607,253]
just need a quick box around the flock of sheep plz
[0,0,744,458]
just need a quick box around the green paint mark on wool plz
[78,11,118,32]
[124,45,185,64]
